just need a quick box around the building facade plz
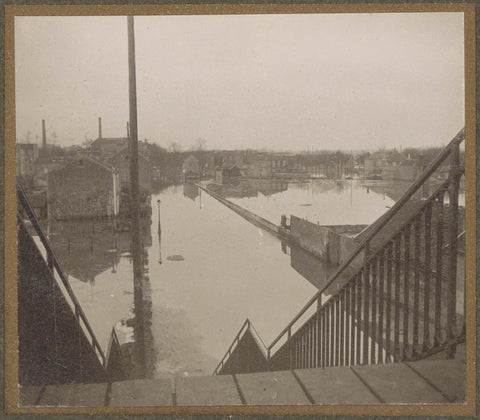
[47,157,119,220]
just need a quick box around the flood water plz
[48,179,429,379]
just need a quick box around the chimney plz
[42,119,47,148]
[98,117,102,139]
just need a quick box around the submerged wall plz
[289,216,365,265]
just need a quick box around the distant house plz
[108,146,152,192]
[47,157,120,220]
[16,143,39,180]
[393,159,420,181]
[215,165,241,184]
[182,155,201,179]
[90,137,128,161]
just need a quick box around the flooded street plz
[227,179,403,226]
[49,179,421,379]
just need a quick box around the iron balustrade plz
[212,318,268,376]
[17,184,107,367]
[215,128,466,374]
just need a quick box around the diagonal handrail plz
[213,318,268,375]
[267,127,465,352]
[17,184,106,366]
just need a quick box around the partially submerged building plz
[47,157,120,220]
[108,146,152,192]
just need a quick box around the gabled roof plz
[91,137,128,147]
[107,145,150,163]
[48,155,116,175]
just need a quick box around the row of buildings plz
[182,149,426,183]
[17,133,153,220]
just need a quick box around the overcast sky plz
[15,13,464,151]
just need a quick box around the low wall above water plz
[289,216,364,265]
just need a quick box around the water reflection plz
[282,240,338,290]
[228,179,397,226]
[48,216,155,379]
[48,218,151,283]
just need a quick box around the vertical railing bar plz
[356,273,362,366]
[362,261,371,365]
[345,285,350,366]
[434,194,444,344]
[321,307,326,368]
[446,145,460,358]
[385,242,393,362]
[394,233,401,362]
[316,309,321,368]
[403,223,411,360]
[326,302,330,367]
[371,256,378,364]
[335,297,340,366]
[378,249,385,364]
[349,280,355,366]
[413,213,421,353]
[423,202,433,351]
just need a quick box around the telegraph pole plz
[127,15,146,379]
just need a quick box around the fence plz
[215,128,466,374]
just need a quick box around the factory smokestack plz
[98,117,102,139]
[42,119,47,148]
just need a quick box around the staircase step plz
[36,383,108,406]
[407,359,466,402]
[175,374,242,406]
[351,363,448,403]
[109,378,172,406]
[294,366,379,404]
[235,370,311,405]
[19,359,466,406]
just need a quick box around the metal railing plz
[17,184,106,367]
[215,128,466,373]
[267,127,465,369]
[213,318,267,375]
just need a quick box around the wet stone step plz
[294,366,380,404]
[407,359,466,402]
[235,370,311,405]
[109,378,172,406]
[175,374,242,406]
[37,383,108,406]
[352,362,448,404]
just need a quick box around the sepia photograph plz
[5,3,475,415]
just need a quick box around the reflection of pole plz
[157,199,162,264]
[128,15,146,379]
[199,187,202,209]
[350,180,353,207]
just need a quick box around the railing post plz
[362,241,370,365]
[446,144,460,358]
[287,328,292,370]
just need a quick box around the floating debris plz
[167,254,185,261]
[300,203,312,206]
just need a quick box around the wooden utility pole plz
[127,15,146,379]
